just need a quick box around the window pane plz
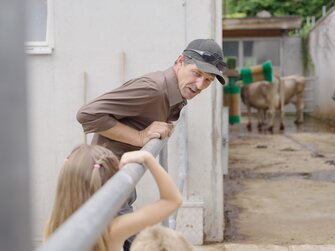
[243,40,280,68]
[26,0,47,42]
[223,41,239,68]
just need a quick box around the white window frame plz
[25,0,54,54]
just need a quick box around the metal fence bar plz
[37,138,168,251]
[159,144,170,227]
[170,108,188,229]
[159,144,168,172]
[222,107,229,175]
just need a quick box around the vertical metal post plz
[178,109,188,198]
[222,107,229,175]
[322,5,327,17]
[279,37,284,76]
[120,51,126,83]
[238,40,243,68]
[159,145,168,170]
[222,0,227,18]
[169,108,188,230]
[311,16,315,26]
[159,145,169,227]
[82,72,88,144]
[0,0,31,251]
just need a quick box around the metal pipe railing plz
[159,144,170,227]
[37,138,168,251]
[170,108,188,229]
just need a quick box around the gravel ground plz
[224,115,335,245]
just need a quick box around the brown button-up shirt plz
[77,67,187,158]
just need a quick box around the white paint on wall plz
[309,7,335,123]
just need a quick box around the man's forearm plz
[99,121,172,148]
[99,121,142,147]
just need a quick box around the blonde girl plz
[44,144,182,251]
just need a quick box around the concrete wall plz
[281,35,318,113]
[282,35,303,76]
[28,0,224,246]
[309,7,335,124]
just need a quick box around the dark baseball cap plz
[183,39,226,85]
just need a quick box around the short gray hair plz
[174,54,193,65]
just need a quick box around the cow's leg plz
[246,105,252,131]
[256,109,264,130]
[294,94,304,124]
[264,110,268,122]
[258,109,268,131]
[266,89,277,133]
[279,80,285,131]
[267,108,275,132]
[279,106,285,131]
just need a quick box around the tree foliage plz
[226,0,334,20]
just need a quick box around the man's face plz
[176,57,215,100]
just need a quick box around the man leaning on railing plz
[76,38,226,251]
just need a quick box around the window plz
[223,41,239,67]
[243,40,280,67]
[223,39,281,70]
[25,0,54,54]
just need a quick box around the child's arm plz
[109,150,182,242]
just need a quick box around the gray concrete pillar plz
[0,0,31,250]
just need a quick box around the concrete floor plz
[194,243,335,250]
[195,114,335,251]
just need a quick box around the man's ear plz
[176,54,184,65]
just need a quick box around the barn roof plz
[223,16,302,37]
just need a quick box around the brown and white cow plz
[241,76,284,131]
[241,74,305,132]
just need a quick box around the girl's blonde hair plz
[45,144,119,251]
[130,225,194,251]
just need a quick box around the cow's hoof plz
[247,123,252,131]
[294,120,303,125]
[268,126,274,133]
[280,124,285,131]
